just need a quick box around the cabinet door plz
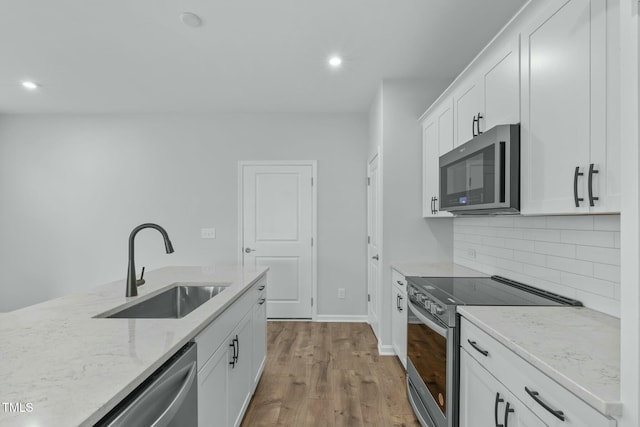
[422,100,454,218]
[453,78,483,147]
[483,35,520,130]
[422,116,439,218]
[252,294,267,388]
[391,283,407,369]
[521,0,596,214]
[198,343,230,427]
[228,312,253,427]
[460,349,547,427]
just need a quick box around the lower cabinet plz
[390,269,407,368]
[460,349,546,427]
[460,316,616,427]
[195,276,267,427]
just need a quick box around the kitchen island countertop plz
[0,265,268,427]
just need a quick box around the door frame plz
[237,160,318,320]
[367,150,383,339]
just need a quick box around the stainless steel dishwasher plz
[96,342,197,427]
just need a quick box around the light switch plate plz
[201,228,216,239]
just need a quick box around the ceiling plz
[0,0,527,114]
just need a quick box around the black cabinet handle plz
[430,196,435,215]
[573,166,584,207]
[494,392,504,427]
[258,298,266,305]
[472,115,477,137]
[398,296,403,312]
[588,163,599,207]
[235,334,240,363]
[504,402,514,427]
[525,387,565,421]
[396,280,404,286]
[258,285,266,291]
[433,196,438,214]
[467,339,489,357]
[229,337,237,368]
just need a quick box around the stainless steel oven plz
[439,124,520,214]
[406,294,456,427]
[405,276,582,427]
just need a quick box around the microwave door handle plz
[408,300,448,337]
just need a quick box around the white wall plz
[368,79,454,349]
[0,113,368,315]
[454,215,621,317]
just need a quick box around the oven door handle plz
[408,300,448,337]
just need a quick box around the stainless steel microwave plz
[439,124,520,214]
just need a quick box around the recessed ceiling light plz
[21,81,40,90]
[328,56,343,68]
[180,12,203,28]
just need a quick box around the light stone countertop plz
[0,265,268,427]
[390,261,488,278]
[458,306,621,416]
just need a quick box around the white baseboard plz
[314,314,368,323]
[378,344,395,356]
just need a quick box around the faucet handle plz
[136,266,146,286]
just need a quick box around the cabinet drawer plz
[195,284,255,370]
[460,317,615,427]
[391,269,407,291]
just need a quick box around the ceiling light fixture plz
[328,56,343,68]
[21,81,40,90]
[180,12,203,28]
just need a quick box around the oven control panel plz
[408,285,446,317]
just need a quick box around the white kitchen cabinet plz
[390,269,407,368]
[195,276,267,427]
[460,317,616,427]
[251,283,267,389]
[453,35,520,147]
[228,311,253,427]
[520,0,619,214]
[460,349,546,427]
[422,98,454,218]
[453,78,483,147]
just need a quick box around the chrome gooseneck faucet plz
[126,223,174,297]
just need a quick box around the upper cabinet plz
[521,0,619,215]
[454,35,520,148]
[422,98,454,218]
[420,0,620,216]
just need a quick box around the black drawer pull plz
[525,387,565,421]
[258,298,266,305]
[504,402,514,427]
[573,166,584,207]
[396,280,404,286]
[494,392,504,427]
[588,163,599,207]
[467,339,489,357]
[258,285,266,291]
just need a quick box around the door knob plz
[244,247,256,254]
[372,254,379,261]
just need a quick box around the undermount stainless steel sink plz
[100,284,228,319]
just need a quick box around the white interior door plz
[241,162,315,319]
[367,154,380,338]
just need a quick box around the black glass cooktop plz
[406,276,582,307]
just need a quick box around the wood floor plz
[241,322,420,427]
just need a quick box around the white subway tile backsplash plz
[453,214,621,317]
[575,246,621,265]
[513,250,546,266]
[593,263,621,283]
[593,215,621,231]
[560,230,615,247]
[546,215,594,230]
[504,238,535,252]
[546,256,593,276]
[560,272,616,298]
[533,241,576,258]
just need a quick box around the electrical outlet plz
[467,248,477,259]
[201,228,216,239]
[338,288,346,299]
